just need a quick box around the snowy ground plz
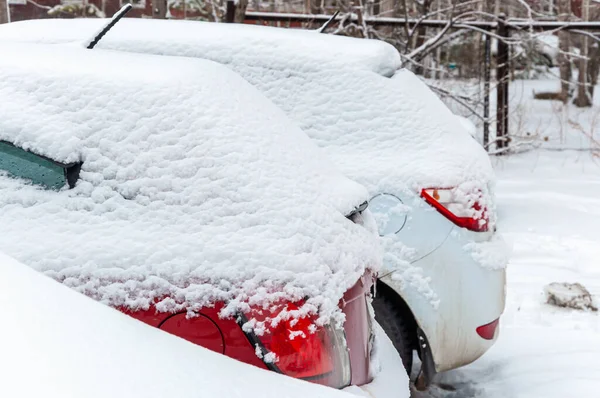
[439,79,600,154]
[414,149,600,398]
[504,79,600,152]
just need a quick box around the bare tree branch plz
[429,85,487,122]
[418,28,470,60]
[406,13,454,60]
[570,29,600,44]
[26,0,51,10]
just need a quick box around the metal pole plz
[244,11,600,30]
[504,36,510,144]
[483,33,491,150]
[496,13,509,151]
[225,0,235,23]
[575,0,590,107]
[434,0,442,79]
[0,0,10,24]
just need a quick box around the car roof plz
[0,18,493,191]
[0,251,358,398]
[0,42,378,325]
[0,18,401,76]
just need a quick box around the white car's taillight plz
[242,301,351,389]
[421,188,489,232]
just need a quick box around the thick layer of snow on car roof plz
[0,18,401,76]
[0,18,493,194]
[0,43,380,326]
[0,252,364,398]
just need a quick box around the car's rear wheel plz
[372,290,414,374]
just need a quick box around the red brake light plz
[242,301,351,388]
[421,188,489,232]
[476,318,500,340]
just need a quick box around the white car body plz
[0,18,507,384]
[379,197,506,371]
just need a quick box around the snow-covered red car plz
[0,250,396,398]
[0,42,409,397]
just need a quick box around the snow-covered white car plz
[0,250,408,398]
[0,41,409,397]
[0,18,508,388]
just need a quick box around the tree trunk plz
[234,0,248,22]
[373,0,380,16]
[434,0,443,79]
[588,42,599,100]
[412,0,432,76]
[0,0,9,25]
[589,7,600,100]
[557,0,572,102]
[574,0,591,107]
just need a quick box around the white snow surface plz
[415,150,600,398]
[535,34,559,64]
[0,19,501,311]
[0,18,493,195]
[463,233,511,271]
[455,115,477,139]
[0,43,381,327]
[434,79,600,152]
[0,251,366,398]
[0,18,401,76]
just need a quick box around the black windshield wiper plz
[86,3,132,49]
[346,201,368,220]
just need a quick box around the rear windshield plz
[0,141,80,190]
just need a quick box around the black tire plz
[372,291,414,375]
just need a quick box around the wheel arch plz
[374,278,438,389]
[374,279,418,350]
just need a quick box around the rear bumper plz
[342,271,376,387]
[344,321,410,398]
[380,227,507,373]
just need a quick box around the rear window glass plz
[0,141,80,190]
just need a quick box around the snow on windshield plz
[0,43,380,327]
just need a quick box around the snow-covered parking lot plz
[417,150,600,398]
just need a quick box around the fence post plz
[0,0,9,24]
[496,13,509,152]
[483,32,491,151]
[225,0,235,23]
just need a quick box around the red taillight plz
[476,318,500,340]
[242,301,351,388]
[421,188,489,232]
